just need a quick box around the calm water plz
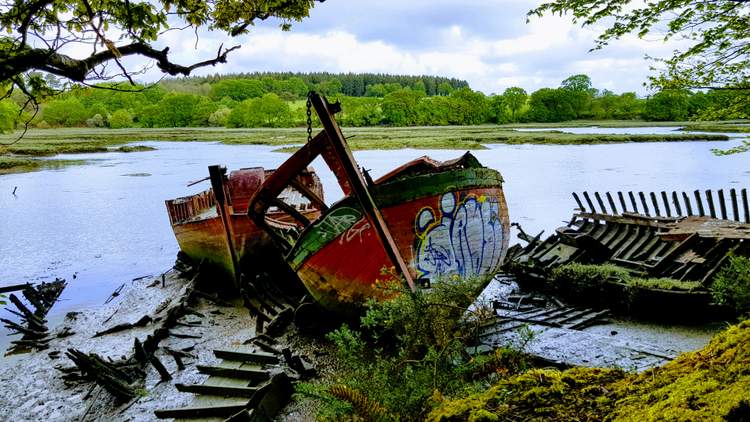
[1,129,749,340]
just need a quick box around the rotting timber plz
[505,188,750,318]
[247,92,510,313]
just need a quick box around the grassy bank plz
[0,123,733,174]
[0,156,88,175]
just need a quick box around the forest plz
[0,72,747,133]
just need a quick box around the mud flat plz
[0,273,257,421]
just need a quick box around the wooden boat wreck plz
[247,93,510,312]
[165,165,324,286]
[505,189,750,318]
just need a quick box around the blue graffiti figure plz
[415,192,504,282]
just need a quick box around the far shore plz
[0,120,743,174]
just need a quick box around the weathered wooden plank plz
[196,365,270,382]
[606,192,618,215]
[661,191,671,217]
[694,190,705,216]
[175,383,259,398]
[730,188,740,222]
[572,192,585,212]
[743,188,750,223]
[0,283,32,294]
[629,191,639,213]
[213,350,280,364]
[718,189,728,220]
[672,192,682,216]
[639,192,650,216]
[594,192,608,215]
[650,192,661,216]
[154,404,248,419]
[705,190,717,218]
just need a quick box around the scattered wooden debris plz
[2,278,66,354]
[505,189,750,317]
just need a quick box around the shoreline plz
[0,123,738,175]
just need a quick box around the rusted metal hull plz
[288,166,510,312]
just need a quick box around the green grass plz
[0,156,88,174]
[0,123,734,174]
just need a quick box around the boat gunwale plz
[285,166,507,270]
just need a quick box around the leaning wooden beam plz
[310,93,416,291]
[730,188,740,222]
[743,188,750,223]
[583,191,597,214]
[705,189,717,218]
[682,191,693,216]
[606,192,618,215]
[694,190,706,216]
[661,191,671,217]
[628,191,639,213]
[594,192,607,215]
[650,192,661,216]
[718,189,728,220]
[572,192,585,212]
[672,191,683,216]
[639,192,650,216]
[208,165,241,290]
[618,191,628,213]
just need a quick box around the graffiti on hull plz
[414,192,503,280]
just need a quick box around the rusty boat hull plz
[287,156,510,311]
[247,93,510,313]
[166,167,323,281]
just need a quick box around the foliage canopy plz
[0,0,319,100]
[529,0,750,89]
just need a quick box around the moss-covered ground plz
[429,318,750,421]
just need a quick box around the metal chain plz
[306,92,313,143]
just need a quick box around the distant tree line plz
[0,73,746,133]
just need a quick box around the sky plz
[140,0,684,96]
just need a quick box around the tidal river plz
[1,128,749,349]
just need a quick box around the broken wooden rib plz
[572,188,750,223]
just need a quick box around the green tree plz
[529,1,750,89]
[211,79,266,101]
[109,109,134,129]
[560,74,594,118]
[643,90,690,121]
[1,1,319,99]
[226,93,290,127]
[41,98,88,126]
[0,99,19,132]
[381,89,421,126]
[437,82,455,96]
[526,88,577,122]
[501,87,528,122]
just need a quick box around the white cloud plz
[132,1,688,95]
